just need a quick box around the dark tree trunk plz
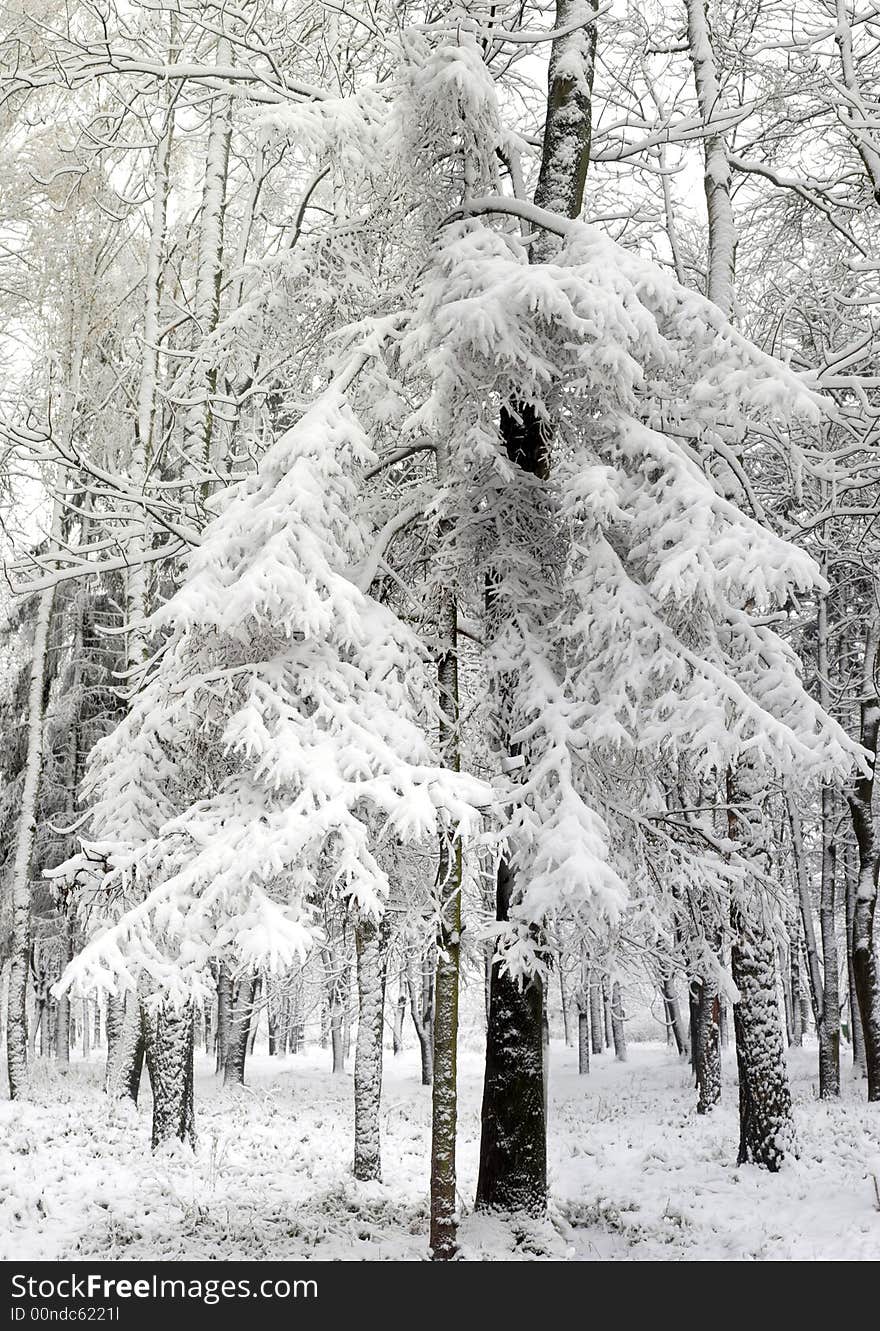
[476,863,546,1215]
[731,905,797,1169]
[846,671,880,1100]
[142,1000,195,1149]
[818,782,840,1098]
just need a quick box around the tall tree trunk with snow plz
[477,0,596,1218]
[686,0,736,316]
[728,763,798,1169]
[353,914,388,1183]
[110,103,173,1107]
[185,37,232,482]
[816,580,840,1096]
[143,1000,196,1150]
[846,620,880,1100]
[430,577,463,1258]
[844,837,867,1075]
[7,584,57,1098]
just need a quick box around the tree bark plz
[729,764,798,1169]
[143,1000,195,1150]
[354,914,388,1183]
[224,972,257,1086]
[7,583,57,1099]
[430,575,463,1259]
[578,1010,590,1074]
[846,619,880,1100]
[106,990,145,1102]
[611,981,627,1062]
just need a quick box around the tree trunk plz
[392,972,406,1054]
[589,973,604,1055]
[475,0,595,1219]
[55,914,73,1069]
[407,955,434,1086]
[611,981,627,1062]
[353,914,388,1183]
[215,962,232,1074]
[224,972,257,1086]
[845,841,867,1075]
[602,978,613,1048]
[846,620,880,1100]
[693,983,721,1111]
[578,1010,590,1074]
[729,764,798,1170]
[662,977,689,1056]
[430,576,463,1259]
[475,862,546,1215]
[818,781,840,1097]
[143,1000,195,1150]
[106,990,145,1103]
[7,581,57,1099]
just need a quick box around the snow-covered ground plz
[1,1040,878,1261]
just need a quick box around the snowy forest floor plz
[1,1040,879,1261]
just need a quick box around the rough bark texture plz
[430,581,463,1259]
[142,1000,195,1150]
[693,983,721,1112]
[846,650,880,1100]
[106,991,145,1103]
[476,863,547,1215]
[818,782,841,1097]
[223,972,257,1086]
[353,914,388,1183]
[729,764,798,1169]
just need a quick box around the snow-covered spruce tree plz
[402,208,866,1190]
[55,384,485,1153]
